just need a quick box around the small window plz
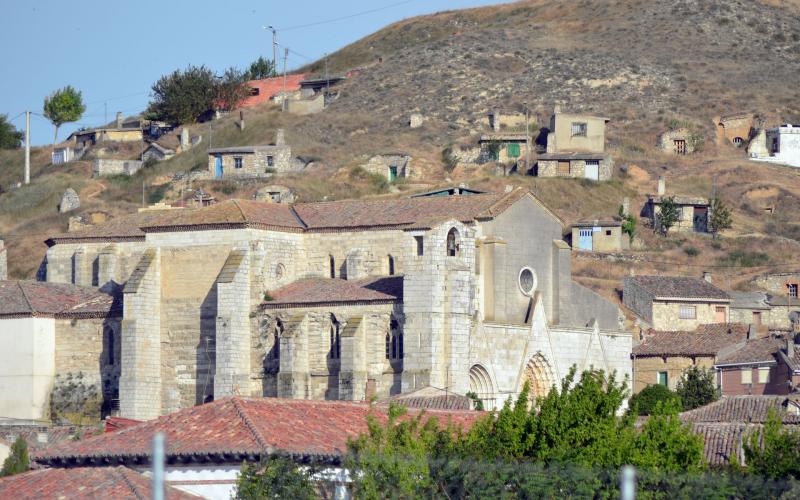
[788,284,798,298]
[415,236,424,256]
[605,230,612,236]
[758,367,770,384]
[329,255,336,278]
[557,161,571,176]
[233,156,243,169]
[571,122,587,137]
[679,305,696,319]
[741,369,752,385]
[732,137,744,147]
[267,155,274,167]
[388,255,395,276]
[657,371,668,386]
[518,267,537,296]
[249,87,260,96]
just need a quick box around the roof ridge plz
[231,398,272,452]
[231,199,247,222]
[289,206,308,229]
[17,281,36,314]
[116,467,146,500]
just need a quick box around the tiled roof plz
[646,194,709,206]
[680,395,800,424]
[47,189,544,243]
[765,293,800,307]
[0,425,101,454]
[729,291,771,310]
[715,336,785,366]
[572,217,622,227]
[0,281,120,319]
[386,386,473,411]
[0,466,199,500]
[34,397,480,466]
[633,323,748,357]
[691,422,753,466]
[779,348,800,372]
[140,199,304,232]
[264,276,403,308]
[625,275,730,301]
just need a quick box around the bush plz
[718,250,769,268]
[684,246,700,257]
[629,384,681,416]
[234,457,317,500]
[0,436,28,477]
[676,366,719,411]
[349,166,388,192]
[441,144,458,172]
[147,183,171,204]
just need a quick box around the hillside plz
[2,0,800,302]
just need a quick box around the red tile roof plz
[0,281,120,319]
[680,395,800,424]
[715,336,785,366]
[0,466,199,499]
[625,275,730,301]
[632,323,749,357]
[34,397,480,466]
[263,276,403,308]
[386,386,473,411]
[46,189,547,243]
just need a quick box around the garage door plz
[584,161,599,181]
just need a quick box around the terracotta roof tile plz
[34,397,480,466]
[45,210,171,245]
[0,281,120,318]
[264,276,403,307]
[386,386,473,411]
[140,199,304,232]
[716,336,785,365]
[0,466,199,499]
[625,275,730,301]
[632,323,748,357]
[691,422,753,466]
[680,395,800,424]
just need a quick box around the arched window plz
[329,255,336,278]
[270,321,282,360]
[733,137,744,147]
[446,228,460,257]
[388,319,402,360]
[388,255,395,276]
[385,333,391,359]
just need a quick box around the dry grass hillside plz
[2,0,800,299]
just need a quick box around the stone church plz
[43,188,631,420]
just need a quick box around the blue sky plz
[1,0,501,145]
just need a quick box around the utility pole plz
[324,52,329,96]
[24,111,30,185]
[283,47,288,97]
[265,25,277,75]
[104,102,108,125]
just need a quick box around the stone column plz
[97,245,118,289]
[119,249,162,420]
[277,315,308,398]
[71,246,92,286]
[214,249,252,398]
[339,317,367,400]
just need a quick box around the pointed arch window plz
[388,255,395,276]
[388,319,403,360]
[446,228,460,257]
[270,320,282,360]
[330,317,341,359]
[329,255,336,278]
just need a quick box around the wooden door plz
[557,161,571,176]
[715,306,726,323]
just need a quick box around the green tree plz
[234,456,316,500]
[0,114,23,149]
[657,196,679,236]
[631,401,705,472]
[744,410,800,479]
[215,67,251,112]
[43,86,85,145]
[709,196,733,238]
[246,56,277,80]
[619,204,637,243]
[676,366,719,411]
[629,383,682,416]
[147,65,218,125]
[0,436,29,477]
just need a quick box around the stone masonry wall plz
[651,301,728,331]
[0,240,6,280]
[622,278,655,325]
[55,317,122,403]
[753,273,800,297]
[215,248,253,398]
[93,159,144,177]
[537,158,612,180]
[633,355,714,393]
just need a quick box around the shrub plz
[718,250,769,268]
[234,457,316,500]
[684,246,700,257]
[676,366,719,411]
[350,166,388,192]
[629,384,681,416]
[441,144,459,172]
[147,183,170,204]
[0,437,29,477]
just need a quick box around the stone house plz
[750,124,800,168]
[643,177,710,233]
[623,274,731,330]
[753,272,800,299]
[657,128,698,155]
[207,129,294,179]
[631,323,748,392]
[254,185,296,204]
[714,113,754,147]
[141,142,175,162]
[485,110,527,131]
[34,397,481,499]
[51,146,81,165]
[237,74,307,108]
[361,153,412,182]
[93,159,144,177]
[42,188,631,420]
[67,112,143,148]
[536,106,612,181]
[0,281,121,421]
[571,218,628,252]
[729,291,800,331]
[283,93,325,115]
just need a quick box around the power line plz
[277,0,415,32]
[84,91,149,106]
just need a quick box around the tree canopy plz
[676,366,719,411]
[629,383,682,416]
[0,114,23,149]
[246,56,277,80]
[43,86,85,145]
[0,436,29,477]
[216,67,251,113]
[147,65,218,125]
[657,196,679,235]
[710,196,733,238]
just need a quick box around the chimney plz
[115,112,123,129]
[703,271,712,283]
[657,176,666,196]
[275,128,285,146]
[621,197,630,217]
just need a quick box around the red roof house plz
[239,74,308,108]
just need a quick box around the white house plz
[751,124,800,168]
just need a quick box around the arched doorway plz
[469,364,495,410]
[522,353,556,401]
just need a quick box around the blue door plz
[215,155,223,178]
[578,229,593,251]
